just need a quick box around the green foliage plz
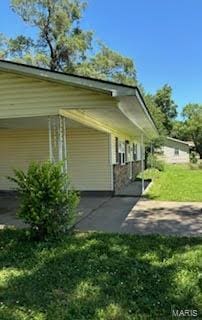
[144,164,202,202]
[190,151,198,164]
[154,84,177,133]
[172,104,202,159]
[147,153,165,171]
[9,0,92,71]
[172,120,190,141]
[8,161,79,240]
[144,93,167,136]
[75,44,137,85]
[183,104,202,159]
[144,85,177,151]
[0,33,8,59]
[0,0,137,85]
[1,230,202,319]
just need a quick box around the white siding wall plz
[161,145,189,163]
[0,127,112,191]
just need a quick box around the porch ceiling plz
[60,108,144,140]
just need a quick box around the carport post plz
[63,117,68,174]
[141,134,145,194]
[58,115,63,163]
[48,116,53,162]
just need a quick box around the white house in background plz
[160,137,191,164]
[0,60,158,195]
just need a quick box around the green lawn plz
[142,164,202,202]
[1,230,202,320]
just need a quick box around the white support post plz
[58,115,63,163]
[63,117,68,174]
[48,117,53,162]
[141,134,145,194]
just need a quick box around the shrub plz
[190,151,198,164]
[8,161,79,240]
[147,153,165,171]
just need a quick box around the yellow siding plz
[67,128,112,191]
[0,128,112,191]
[0,72,116,119]
[0,129,49,190]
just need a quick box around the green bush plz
[8,161,79,240]
[190,151,198,164]
[147,153,165,171]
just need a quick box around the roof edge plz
[0,59,159,135]
[167,136,190,145]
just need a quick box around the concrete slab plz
[0,194,109,230]
[77,197,202,236]
[117,180,151,196]
[77,197,139,233]
[76,196,110,222]
[0,194,25,229]
[122,199,202,236]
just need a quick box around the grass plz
[141,164,202,202]
[0,229,202,319]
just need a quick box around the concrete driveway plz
[1,192,202,236]
[77,198,202,236]
[0,193,109,230]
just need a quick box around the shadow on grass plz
[0,229,202,320]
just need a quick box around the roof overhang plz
[166,137,191,146]
[0,60,159,139]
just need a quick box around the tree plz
[10,0,93,71]
[143,85,177,138]
[75,44,136,85]
[0,33,7,59]
[182,104,202,158]
[172,120,190,141]
[144,93,167,136]
[1,0,137,85]
[154,84,177,133]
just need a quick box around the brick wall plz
[113,163,130,194]
[132,160,142,178]
[113,161,143,194]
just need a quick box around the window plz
[133,143,137,161]
[125,141,130,163]
[174,148,179,156]
[118,141,125,165]
[128,144,133,162]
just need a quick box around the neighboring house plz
[0,60,158,195]
[160,137,191,164]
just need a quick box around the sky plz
[0,0,202,116]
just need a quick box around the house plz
[159,137,191,164]
[0,60,158,195]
